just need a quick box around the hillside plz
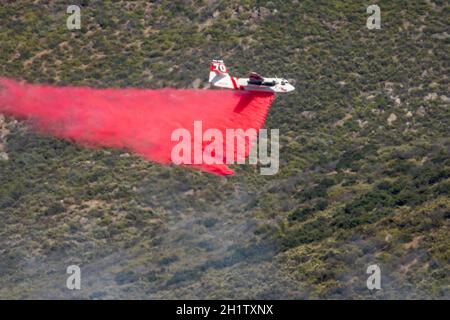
[0,0,448,299]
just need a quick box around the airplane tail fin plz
[209,59,235,89]
[209,59,229,81]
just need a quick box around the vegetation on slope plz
[0,0,448,298]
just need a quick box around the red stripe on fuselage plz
[230,77,238,90]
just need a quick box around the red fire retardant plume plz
[0,78,275,175]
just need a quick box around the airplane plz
[208,59,295,93]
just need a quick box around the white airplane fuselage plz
[208,60,295,93]
[236,77,295,93]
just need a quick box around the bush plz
[45,202,65,216]
[114,271,139,285]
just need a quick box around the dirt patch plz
[404,236,424,250]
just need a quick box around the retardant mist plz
[0,78,275,175]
